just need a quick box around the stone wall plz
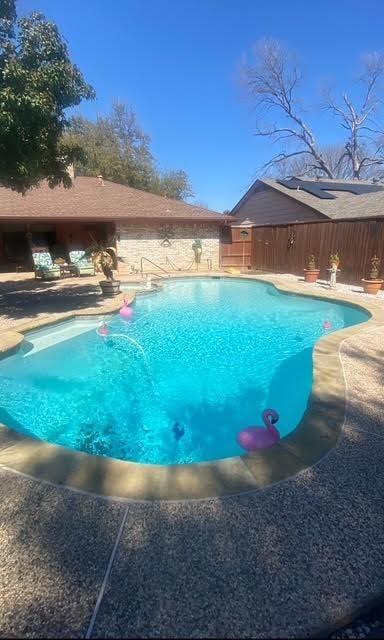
[116,222,221,272]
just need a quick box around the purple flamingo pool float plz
[236,409,280,451]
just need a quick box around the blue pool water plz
[0,278,369,464]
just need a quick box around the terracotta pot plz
[303,269,320,283]
[330,260,339,269]
[99,279,121,297]
[361,279,383,295]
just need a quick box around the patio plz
[0,271,146,333]
[0,269,221,333]
[0,272,384,637]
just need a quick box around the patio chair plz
[32,247,61,280]
[68,249,96,276]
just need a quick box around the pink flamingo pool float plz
[120,296,134,320]
[98,322,109,337]
[236,409,280,451]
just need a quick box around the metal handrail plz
[140,257,170,277]
[144,271,168,281]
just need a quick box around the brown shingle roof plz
[0,177,230,222]
[261,178,384,221]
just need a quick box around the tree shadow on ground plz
[0,328,383,638]
[1,405,384,638]
[94,425,384,639]
[0,277,104,323]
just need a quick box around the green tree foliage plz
[150,170,194,200]
[0,0,94,192]
[66,102,193,201]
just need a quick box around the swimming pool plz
[0,278,369,465]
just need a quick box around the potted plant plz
[303,254,320,283]
[192,239,202,268]
[87,243,120,297]
[362,255,383,295]
[329,253,340,269]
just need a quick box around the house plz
[223,177,384,284]
[0,176,232,273]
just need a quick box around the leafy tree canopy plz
[0,0,95,192]
[65,102,194,201]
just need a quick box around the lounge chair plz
[32,247,61,280]
[68,249,96,276]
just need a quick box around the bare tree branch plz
[361,125,384,135]
[274,145,362,181]
[243,39,334,178]
[360,52,384,111]
[261,150,312,173]
[244,39,384,181]
[359,157,384,168]
[326,53,384,178]
[255,126,299,136]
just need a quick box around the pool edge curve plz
[0,273,383,502]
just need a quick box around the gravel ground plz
[2,322,384,638]
[330,607,384,638]
[263,272,384,302]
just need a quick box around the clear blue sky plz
[19,0,384,211]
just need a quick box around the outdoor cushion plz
[32,250,61,279]
[69,250,93,266]
[33,251,55,269]
[69,250,95,274]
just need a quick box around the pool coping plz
[0,273,383,501]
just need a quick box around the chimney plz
[97,174,105,186]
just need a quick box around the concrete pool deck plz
[0,272,384,636]
[0,272,383,501]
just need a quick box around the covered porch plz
[0,221,115,273]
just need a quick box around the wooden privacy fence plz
[221,219,384,285]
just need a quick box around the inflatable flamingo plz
[236,409,280,451]
[120,296,134,320]
[98,322,109,337]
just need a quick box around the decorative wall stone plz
[116,222,221,272]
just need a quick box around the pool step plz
[22,321,100,356]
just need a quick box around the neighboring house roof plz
[0,177,231,223]
[231,177,384,224]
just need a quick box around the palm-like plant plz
[369,255,381,280]
[329,252,340,266]
[84,242,117,280]
[192,238,202,264]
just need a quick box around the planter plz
[361,279,383,295]
[303,269,320,283]
[99,279,121,297]
[330,261,340,270]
